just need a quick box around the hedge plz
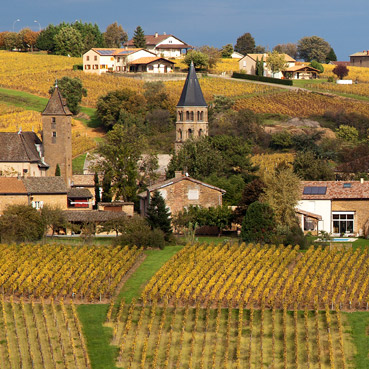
[232,72,293,86]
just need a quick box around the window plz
[198,129,203,137]
[332,212,354,234]
[190,111,194,121]
[94,64,98,70]
[186,111,190,121]
[178,111,183,121]
[32,201,43,209]
[243,61,246,67]
[117,57,120,62]
[85,64,91,70]
[52,131,56,143]
[188,129,193,138]
[86,55,89,61]
[94,55,97,61]
[178,129,182,140]
[148,65,154,70]
[51,117,56,129]
[197,111,204,121]
[188,189,199,200]
[343,183,351,188]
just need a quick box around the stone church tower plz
[42,84,73,185]
[175,62,208,153]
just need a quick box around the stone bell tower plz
[175,62,208,153]
[41,83,73,186]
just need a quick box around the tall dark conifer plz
[94,172,100,209]
[146,191,172,239]
[133,26,147,48]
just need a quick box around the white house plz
[239,53,296,79]
[297,180,369,237]
[124,33,192,58]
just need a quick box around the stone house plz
[350,51,369,68]
[138,172,226,217]
[298,180,369,236]
[124,33,192,58]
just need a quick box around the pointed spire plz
[42,85,72,116]
[177,61,207,107]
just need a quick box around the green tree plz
[40,205,67,236]
[72,21,105,53]
[255,56,264,76]
[96,125,148,202]
[143,81,172,112]
[221,43,234,58]
[55,164,61,176]
[273,43,298,59]
[96,89,147,130]
[94,172,100,209]
[241,201,275,243]
[198,45,221,69]
[336,125,359,143]
[266,50,288,77]
[35,24,61,52]
[270,131,293,150]
[132,26,146,48]
[297,35,331,62]
[261,167,301,228]
[146,191,172,239]
[184,50,209,69]
[325,47,337,63]
[293,151,335,180]
[255,45,266,53]
[309,59,324,73]
[3,32,21,50]
[102,171,112,202]
[54,26,84,57]
[103,22,128,48]
[0,205,46,243]
[234,32,255,55]
[49,76,87,115]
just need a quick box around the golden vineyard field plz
[0,244,143,301]
[142,243,369,310]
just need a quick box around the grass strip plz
[77,304,119,369]
[344,312,369,369]
[0,87,48,111]
[117,245,183,304]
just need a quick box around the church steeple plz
[42,84,73,186]
[175,62,208,153]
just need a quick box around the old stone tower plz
[175,62,208,153]
[42,84,73,185]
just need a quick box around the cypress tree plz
[55,164,61,176]
[132,26,147,48]
[93,172,100,209]
[146,191,172,239]
[102,172,112,202]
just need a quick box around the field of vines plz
[142,243,369,311]
[306,81,369,98]
[0,297,90,369]
[321,63,369,83]
[233,90,369,118]
[0,244,143,301]
[109,299,352,369]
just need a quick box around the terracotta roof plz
[91,48,144,56]
[129,56,175,65]
[125,34,190,48]
[71,174,95,187]
[0,178,27,194]
[295,208,322,220]
[42,87,72,116]
[177,62,207,107]
[67,188,92,199]
[242,53,296,63]
[350,51,369,57]
[301,181,369,200]
[331,61,350,66]
[63,210,126,222]
[0,132,43,163]
[138,175,226,198]
[284,65,320,72]
[23,177,68,194]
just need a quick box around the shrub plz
[72,64,83,70]
[232,72,293,86]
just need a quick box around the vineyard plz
[141,243,369,310]
[0,244,143,301]
[0,297,90,369]
[109,300,352,369]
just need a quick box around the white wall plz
[297,199,332,233]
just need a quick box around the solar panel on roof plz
[117,50,133,55]
[343,183,351,188]
[303,186,327,195]
[98,50,115,55]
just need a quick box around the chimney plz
[360,178,365,184]
[175,171,182,178]
[163,32,166,35]
[155,32,158,38]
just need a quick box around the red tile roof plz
[0,178,27,194]
[301,181,369,200]
[129,56,174,65]
[125,34,190,48]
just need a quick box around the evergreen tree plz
[94,172,100,209]
[326,47,337,63]
[146,190,172,239]
[133,26,146,48]
[102,172,112,202]
[55,164,61,176]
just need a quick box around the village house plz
[297,180,369,237]
[138,172,226,217]
[124,33,192,58]
[83,48,174,74]
[350,50,369,67]
[281,64,320,80]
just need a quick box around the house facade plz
[125,33,192,58]
[282,65,320,80]
[350,51,369,68]
[138,172,225,217]
[298,180,369,236]
[239,53,296,79]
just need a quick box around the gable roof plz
[177,62,207,107]
[0,132,43,163]
[125,34,191,48]
[67,188,92,198]
[301,181,369,200]
[0,178,27,194]
[42,86,72,116]
[284,65,320,73]
[23,177,68,194]
[90,48,150,56]
[71,174,95,187]
[138,175,226,198]
[63,210,126,222]
[129,56,175,65]
[241,53,296,63]
[350,51,369,57]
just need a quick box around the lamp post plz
[12,19,20,32]
[34,20,41,32]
